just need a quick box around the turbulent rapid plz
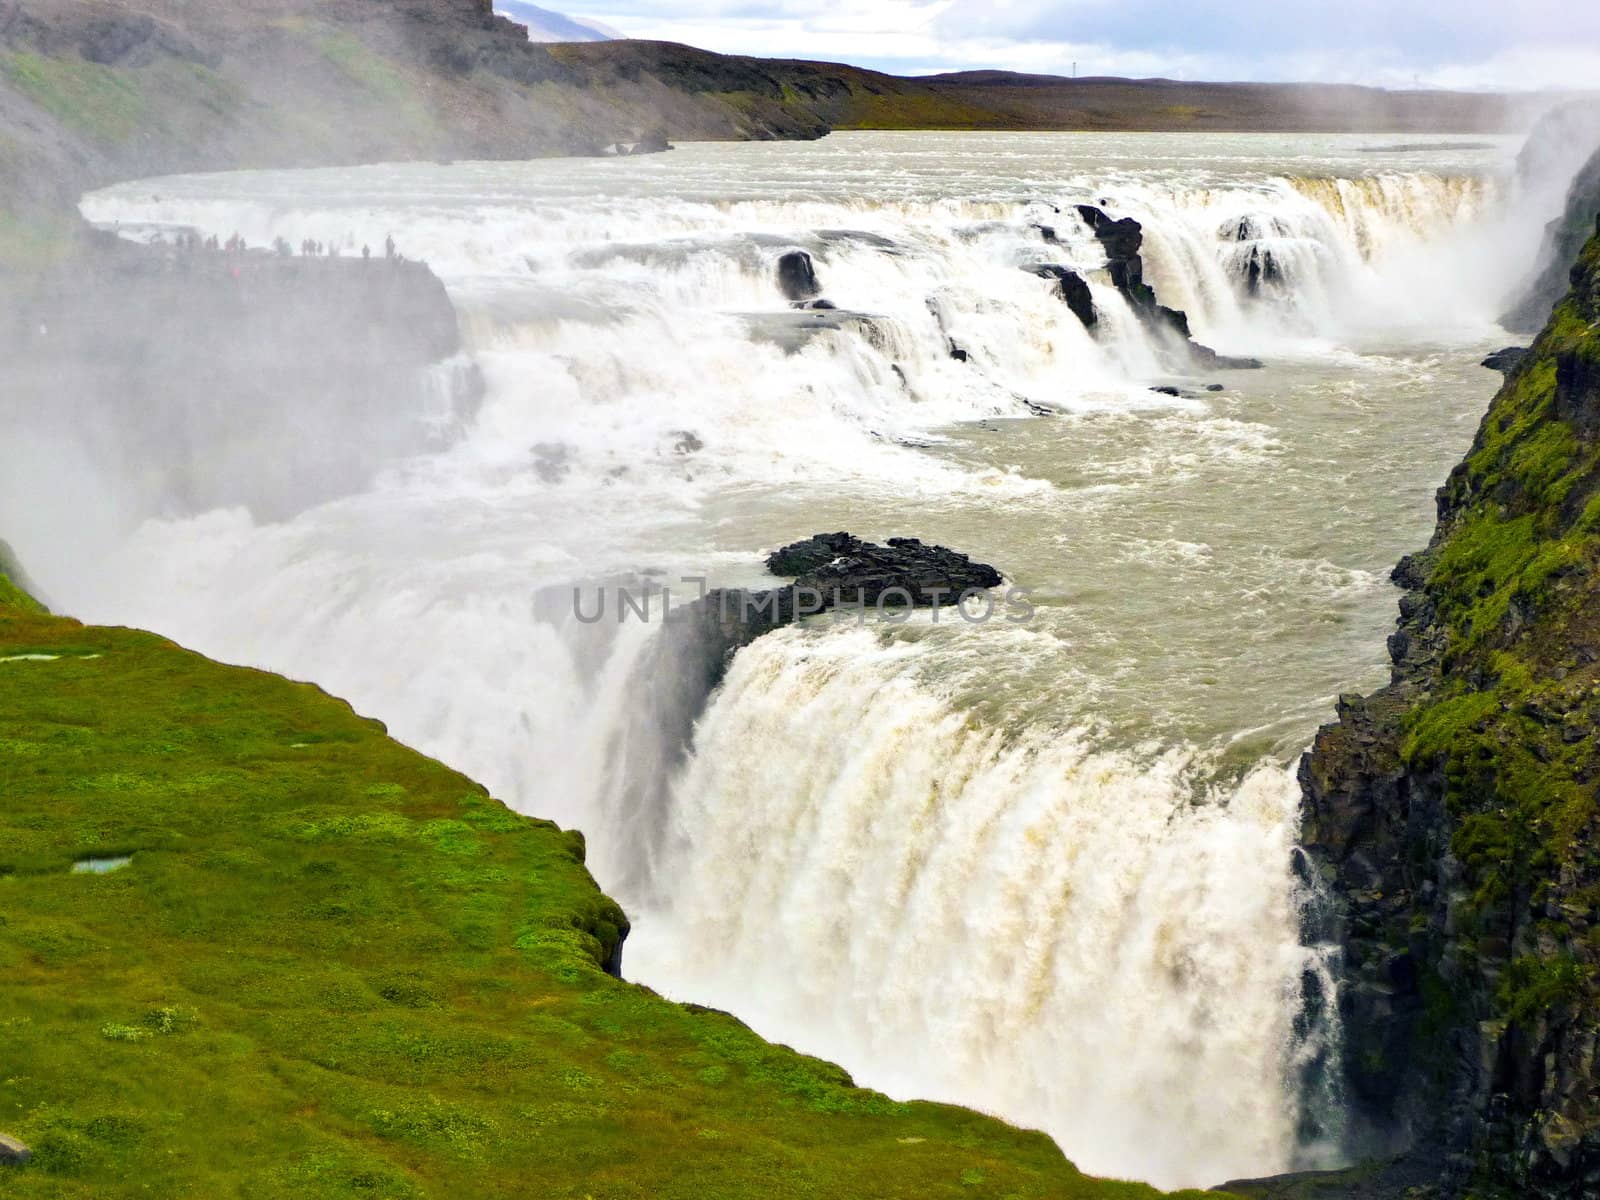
[11,131,1557,1188]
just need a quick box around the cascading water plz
[8,130,1558,1189]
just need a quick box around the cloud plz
[559,0,1600,88]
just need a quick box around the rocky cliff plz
[1295,223,1600,1197]
[1505,132,1600,333]
[0,232,480,524]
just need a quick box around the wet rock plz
[1482,346,1529,375]
[1028,263,1097,330]
[1075,204,1261,370]
[1191,344,1265,370]
[633,127,673,154]
[1075,204,1143,262]
[795,298,837,310]
[766,532,1002,607]
[1031,223,1059,244]
[738,308,880,353]
[776,249,821,302]
[948,341,970,361]
[679,533,1006,689]
[764,531,864,576]
[1242,244,1284,296]
[0,1133,30,1166]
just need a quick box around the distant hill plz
[0,0,1570,228]
[494,1,619,42]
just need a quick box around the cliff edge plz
[1298,221,1600,1197]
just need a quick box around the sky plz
[549,0,1600,89]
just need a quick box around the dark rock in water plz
[765,531,864,576]
[1191,344,1264,370]
[1481,345,1529,375]
[1206,383,1226,392]
[776,249,821,302]
[773,533,1003,608]
[1242,244,1284,296]
[1075,204,1143,262]
[1027,264,1097,330]
[677,533,1006,697]
[1075,204,1261,370]
[1150,385,1182,396]
[949,341,969,362]
[793,298,838,310]
[1031,223,1059,244]
[739,308,879,353]
[634,127,673,154]
[0,1133,31,1166]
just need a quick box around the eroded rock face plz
[1056,206,1267,371]
[1505,139,1600,332]
[1028,264,1097,330]
[1289,229,1600,1199]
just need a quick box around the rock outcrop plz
[0,232,480,521]
[1048,204,1262,371]
[776,249,822,303]
[678,532,1005,673]
[1291,224,1600,1198]
[1028,264,1098,330]
[1480,346,1529,375]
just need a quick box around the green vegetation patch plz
[1395,230,1600,1027]
[0,51,148,143]
[0,593,1214,1198]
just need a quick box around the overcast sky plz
[557,0,1600,88]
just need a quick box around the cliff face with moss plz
[1298,222,1600,1197]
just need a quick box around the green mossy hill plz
[0,593,1217,1199]
[1298,224,1600,1196]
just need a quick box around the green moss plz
[0,51,148,142]
[0,603,1216,1199]
[315,32,434,133]
[1394,232,1600,1029]
[1498,955,1594,1026]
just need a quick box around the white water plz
[12,130,1563,1188]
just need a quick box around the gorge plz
[5,5,1600,1200]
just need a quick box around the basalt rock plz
[1028,263,1097,330]
[776,249,821,303]
[1074,204,1262,370]
[1481,346,1530,375]
[683,532,1005,672]
[785,535,1003,607]
[764,531,864,575]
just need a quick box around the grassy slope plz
[0,577,1221,1199]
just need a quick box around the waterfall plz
[626,625,1330,1190]
[12,132,1534,1191]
